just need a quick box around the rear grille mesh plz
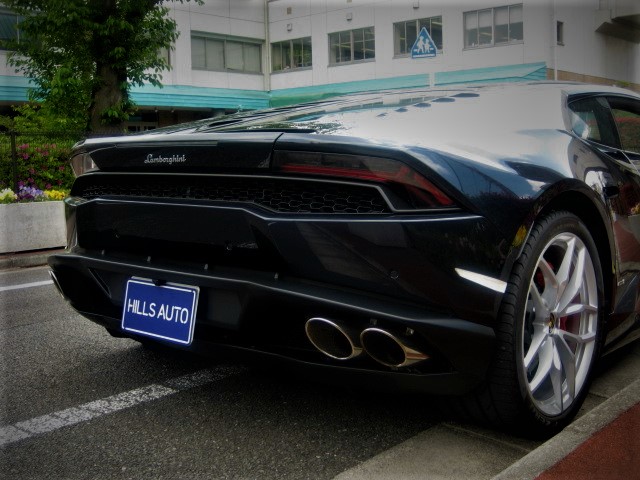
[73,175,391,214]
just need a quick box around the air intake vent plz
[72,174,391,214]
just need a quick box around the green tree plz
[2,0,201,133]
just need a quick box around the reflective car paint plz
[49,82,640,399]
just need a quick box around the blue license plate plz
[122,278,199,345]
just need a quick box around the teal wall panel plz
[270,63,548,107]
[269,74,431,107]
[0,76,33,103]
[129,84,270,111]
[0,62,547,110]
[434,62,547,85]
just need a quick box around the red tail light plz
[272,151,454,209]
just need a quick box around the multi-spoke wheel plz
[522,231,599,417]
[470,211,604,436]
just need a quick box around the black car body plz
[50,82,640,434]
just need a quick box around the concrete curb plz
[492,377,640,480]
[0,248,62,270]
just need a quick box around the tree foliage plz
[0,103,86,133]
[2,0,201,132]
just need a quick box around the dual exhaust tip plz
[304,317,429,368]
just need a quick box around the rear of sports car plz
[51,84,640,436]
[48,124,515,395]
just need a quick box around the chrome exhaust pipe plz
[360,327,429,368]
[305,317,363,360]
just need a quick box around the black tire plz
[469,211,605,437]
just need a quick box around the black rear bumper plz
[49,250,496,395]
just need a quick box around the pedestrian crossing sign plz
[411,26,437,58]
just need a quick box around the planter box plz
[0,201,66,254]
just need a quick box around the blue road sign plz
[411,26,437,58]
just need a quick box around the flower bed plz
[0,200,66,253]
[1,185,68,203]
[0,138,76,194]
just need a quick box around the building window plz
[556,21,564,45]
[394,16,443,56]
[0,8,22,49]
[191,34,262,73]
[464,4,523,48]
[271,37,312,72]
[158,47,171,68]
[329,27,375,65]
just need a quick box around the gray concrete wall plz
[0,202,66,253]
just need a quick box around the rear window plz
[568,97,617,147]
[608,96,640,155]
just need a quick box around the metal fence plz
[0,130,86,193]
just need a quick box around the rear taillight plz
[70,152,98,177]
[272,151,454,209]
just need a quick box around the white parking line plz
[0,366,244,448]
[0,280,53,292]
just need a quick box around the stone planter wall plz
[0,201,66,254]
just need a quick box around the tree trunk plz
[88,0,127,134]
[89,64,127,134]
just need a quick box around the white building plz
[1,0,639,129]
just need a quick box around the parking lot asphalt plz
[2,248,639,480]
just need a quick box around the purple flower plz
[17,184,45,201]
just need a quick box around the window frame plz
[271,36,312,73]
[393,16,443,57]
[191,33,262,74]
[463,4,523,49]
[328,27,375,66]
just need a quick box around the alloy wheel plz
[522,232,598,416]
